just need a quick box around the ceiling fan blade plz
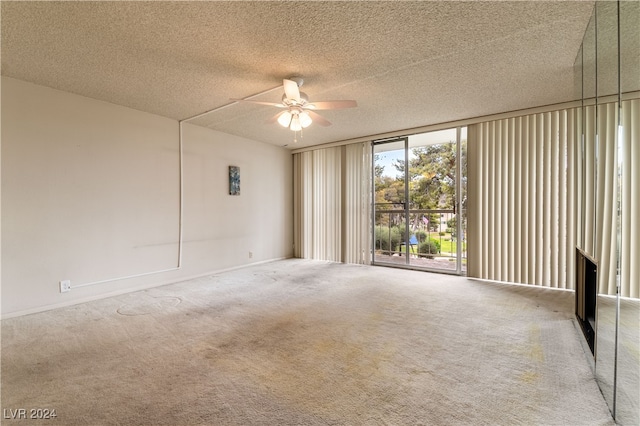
[305,100,358,110]
[230,98,286,108]
[307,110,332,127]
[283,79,301,102]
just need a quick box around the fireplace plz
[576,248,597,355]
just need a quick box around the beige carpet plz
[2,259,615,425]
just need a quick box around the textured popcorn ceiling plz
[1,1,594,149]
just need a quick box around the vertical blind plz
[467,109,576,288]
[580,99,639,297]
[344,143,372,264]
[594,102,619,296]
[293,142,372,263]
[619,99,639,298]
[293,147,342,261]
[467,99,639,298]
[293,100,637,295]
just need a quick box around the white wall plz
[1,77,293,317]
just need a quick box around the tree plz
[407,143,457,210]
[447,216,457,238]
[373,139,467,248]
[373,154,385,179]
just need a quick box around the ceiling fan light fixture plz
[299,111,312,128]
[290,114,302,132]
[277,110,293,128]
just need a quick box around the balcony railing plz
[373,206,466,271]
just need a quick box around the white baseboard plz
[1,256,293,320]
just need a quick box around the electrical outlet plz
[60,280,71,293]
[249,251,253,259]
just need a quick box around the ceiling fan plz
[231,77,357,133]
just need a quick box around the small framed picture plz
[229,166,240,195]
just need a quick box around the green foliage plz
[447,216,457,229]
[426,213,441,232]
[373,154,385,179]
[408,143,458,210]
[374,141,467,213]
[440,238,467,254]
[418,238,441,259]
[447,216,461,238]
[374,140,468,259]
[374,226,402,254]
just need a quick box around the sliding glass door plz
[372,128,466,274]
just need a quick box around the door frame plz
[371,128,466,275]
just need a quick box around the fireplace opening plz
[576,248,597,355]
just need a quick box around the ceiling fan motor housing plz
[288,76,304,87]
[282,92,309,106]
